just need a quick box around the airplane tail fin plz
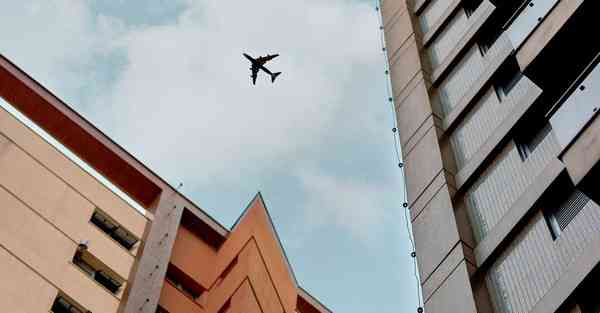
[271,72,282,83]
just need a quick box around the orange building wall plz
[159,196,330,313]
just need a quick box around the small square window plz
[51,296,86,313]
[73,247,123,294]
[515,123,551,161]
[90,210,138,250]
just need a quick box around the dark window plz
[477,28,501,55]
[515,123,551,161]
[73,248,122,294]
[165,264,204,300]
[544,189,589,240]
[90,210,138,250]
[493,58,523,101]
[463,0,483,16]
[51,296,86,313]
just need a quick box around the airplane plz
[243,53,282,85]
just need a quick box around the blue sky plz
[0,1,418,312]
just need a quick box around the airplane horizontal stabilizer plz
[271,72,282,83]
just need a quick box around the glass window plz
[90,210,138,250]
[51,296,85,313]
[73,248,123,294]
[515,123,551,160]
[165,264,204,300]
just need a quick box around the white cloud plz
[0,0,394,241]
[298,170,394,242]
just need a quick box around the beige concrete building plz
[380,0,600,312]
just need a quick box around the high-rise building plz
[0,55,331,313]
[380,0,600,312]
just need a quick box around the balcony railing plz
[450,75,536,169]
[465,128,560,242]
[485,196,600,313]
[550,54,600,151]
[436,35,512,117]
[504,0,560,49]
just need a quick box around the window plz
[515,123,551,161]
[544,189,589,240]
[90,210,138,250]
[493,58,523,101]
[51,295,87,313]
[463,0,483,16]
[73,246,123,294]
[165,264,204,301]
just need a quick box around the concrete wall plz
[381,1,479,312]
[381,0,600,312]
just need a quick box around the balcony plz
[450,75,538,169]
[419,0,457,34]
[464,127,560,242]
[503,0,560,50]
[428,0,495,77]
[434,34,513,119]
[485,192,600,313]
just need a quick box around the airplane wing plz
[256,54,279,65]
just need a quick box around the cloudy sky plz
[0,0,418,312]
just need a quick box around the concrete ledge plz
[414,0,431,15]
[422,242,473,301]
[424,261,478,313]
[517,0,584,70]
[381,0,409,29]
[563,114,600,185]
[410,171,446,221]
[441,36,513,132]
[453,79,542,190]
[421,0,462,47]
[474,158,564,267]
[413,185,460,282]
[403,115,435,158]
[430,1,495,84]
[530,235,600,313]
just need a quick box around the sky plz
[0,1,418,312]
